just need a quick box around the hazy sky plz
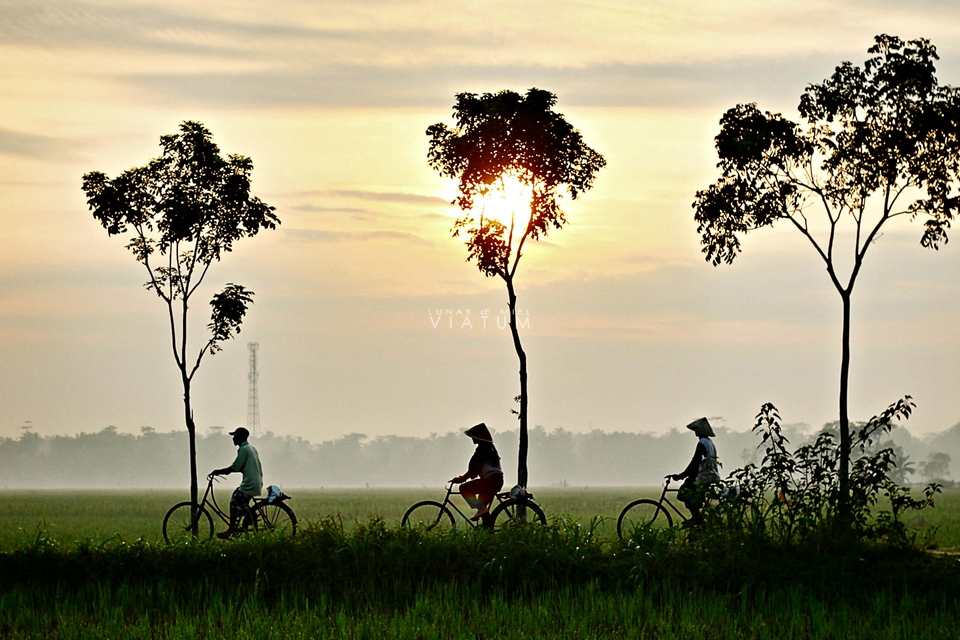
[2,0,960,444]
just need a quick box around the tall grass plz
[3,516,960,638]
[2,581,957,639]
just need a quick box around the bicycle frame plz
[438,482,491,528]
[656,478,690,523]
[198,476,232,526]
[437,482,527,526]
[201,475,270,528]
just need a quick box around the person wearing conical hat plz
[669,417,720,525]
[450,423,504,525]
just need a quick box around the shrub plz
[704,398,941,546]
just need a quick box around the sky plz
[1,0,960,447]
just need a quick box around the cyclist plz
[669,417,720,525]
[450,423,504,524]
[209,427,262,539]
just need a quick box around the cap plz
[228,427,250,439]
[464,423,494,443]
[685,417,715,438]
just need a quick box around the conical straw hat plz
[686,417,715,437]
[464,423,494,442]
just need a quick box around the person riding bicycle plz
[209,427,262,539]
[450,423,504,524]
[669,417,719,525]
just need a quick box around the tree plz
[427,89,606,488]
[919,452,951,482]
[82,121,279,508]
[693,35,960,522]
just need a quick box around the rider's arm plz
[450,469,476,483]
[212,446,249,477]
[673,441,706,480]
[451,451,482,483]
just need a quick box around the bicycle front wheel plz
[162,502,214,544]
[617,499,673,541]
[491,499,547,530]
[401,501,455,531]
[253,502,298,536]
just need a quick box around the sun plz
[479,175,532,232]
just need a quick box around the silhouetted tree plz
[919,452,951,482]
[693,35,960,523]
[82,121,278,508]
[427,89,606,488]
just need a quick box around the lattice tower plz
[247,342,260,437]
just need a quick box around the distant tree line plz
[0,421,953,490]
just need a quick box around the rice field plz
[2,487,959,638]
[0,486,956,549]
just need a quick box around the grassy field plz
[0,485,956,549]
[2,487,960,639]
[4,580,958,639]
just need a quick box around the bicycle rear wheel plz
[253,501,298,536]
[162,502,214,544]
[491,499,547,530]
[401,501,455,531]
[617,499,673,541]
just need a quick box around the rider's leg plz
[460,479,484,511]
[678,479,705,525]
[218,489,251,539]
[467,475,504,520]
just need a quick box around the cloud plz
[284,228,432,245]
[290,204,376,215]
[0,2,355,58]
[289,189,450,207]
[0,1,490,63]
[0,128,79,161]
[121,56,869,111]
[8,2,960,113]
[326,190,450,206]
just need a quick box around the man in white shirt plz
[210,427,263,539]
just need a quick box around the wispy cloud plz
[284,228,432,245]
[290,204,375,214]
[121,57,859,111]
[327,190,450,206]
[0,128,78,161]
[0,1,493,64]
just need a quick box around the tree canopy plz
[695,35,959,267]
[427,88,606,279]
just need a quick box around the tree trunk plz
[505,276,528,489]
[183,376,199,533]
[837,291,852,525]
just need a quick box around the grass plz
[2,515,960,639]
[2,487,958,638]
[0,485,953,549]
[3,581,958,639]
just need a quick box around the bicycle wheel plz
[491,499,547,529]
[401,501,455,531]
[253,501,298,536]
[162,502,214,544]
[617,499,673,541]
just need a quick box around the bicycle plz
[616,476,689,541]
[162,474,298,544]
[401,482,547,531]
